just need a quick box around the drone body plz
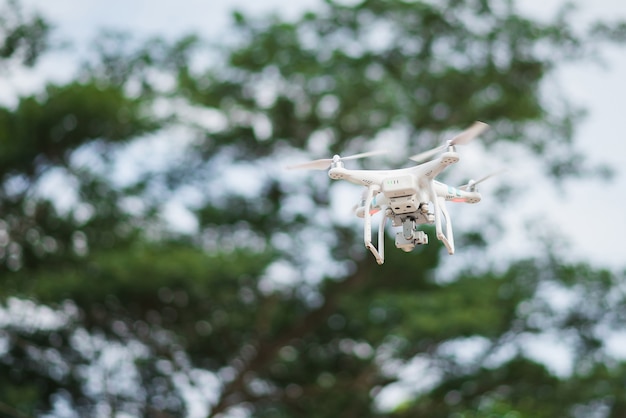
[288,121,492,265]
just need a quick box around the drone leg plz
[438,197,455,255]
[430,181,455,255]
[377,209,389,261]
[364,185,384,265]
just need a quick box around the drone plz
[288,121,497,265]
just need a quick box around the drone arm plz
[363,185,385,265]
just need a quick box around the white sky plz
[7,0,626,269]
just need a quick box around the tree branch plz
[208,261,370,417]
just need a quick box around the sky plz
[516,0,626,269]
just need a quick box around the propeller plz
[410,121,489,163]
[286,150,387,171]
[458,169,506,191]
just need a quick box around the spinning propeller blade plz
[286,158,336,171]
[408,144,447,164]
[286,150,387,171]
[410,121,489,163]
[341,150,387,161]
[458,169,505,191]
[449,121,490,146]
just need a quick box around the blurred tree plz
[0,0,50,67]
[1,0,626,417]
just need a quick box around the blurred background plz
[1,0,626,417]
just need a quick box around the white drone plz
[288,121,496,265]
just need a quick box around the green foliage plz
[394,357,564,417]
[0,0,50,66]
[0,0,625,417]
[0,81,158,178]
